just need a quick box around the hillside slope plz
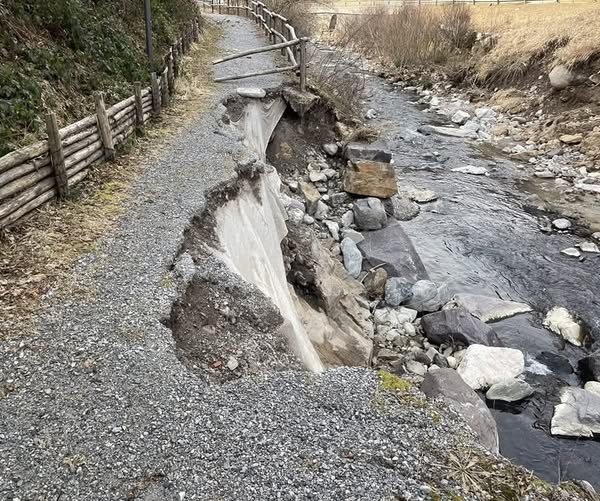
[0,0,198,156]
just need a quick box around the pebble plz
[577,241,600,253]
[552,218,571,230]
[561,247,581,258]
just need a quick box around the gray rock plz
[593,232,600,242]
[364,268,388,300]
[585,381,600,396]
[549,65,578,90]
[561,247,581,258]
[451,165,488,176]
[544,306,583,346]
[384,195,420,221]
[344,142,392,163]
[226,356,240,371]
[303,214,315,225]
[314,200,330,221]
[408,189,438,203]
[405,280,450,313]
[353,197,387,231]
[406,360,427,376]
[341,210,354,228]
[365,108,377,119]
[325,220,340,241]
[552,218,571,230]
[551,387,600,437]
[486,379,534,402]
[421,308,502,347]
[340,237,362,278]
[384,277,413,307]
[418,125,478,139]
[578,354,600,383]
[358,223,429,283]
[421,369,499,452]
[341,228,364,244]
[236,87,266,99]
[457,344,525,390]
[323,143,339,156]
[475,107,496,120]
[577,241,600,253]
[451,110,470,125]
[374,307,417,329]
[443,293,532,322]
[309,171,328,183]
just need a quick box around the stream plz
[360,73,600,487]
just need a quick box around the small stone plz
[314,200,329,220]
[552,218,571,230]
[577,241,600,253]
[384,277,413,307]
[544,306,583,346]
[340,237,362,278]
[385,195,420,221]
[365,108,377,119]
[475,107,496,120]
[299,182,321,215]
[324,220,340,241]
[534,170,555,179]
[451,110,470,125]
[341,229,364,244]
[341,210,354,228]
[406,360,427,376]
[561,247,581,258]
[584,381,600,396]
[323,143,338,156]
[409,189,437,204]
[303,214,315,225]
[353,197,387,231]
[309,171,328,183]
[592,232,600,242]
[323,168,337,179]
[559,134,583,145]
[364,268,388,300]
[486,379,534,402]
[226,356,239,371]
[288,180,299,192]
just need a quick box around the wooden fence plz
[201,0,307,90]
[0,18,202,231]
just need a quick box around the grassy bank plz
[0,0,199,156]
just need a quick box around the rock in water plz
[384,195,420,221]
[421,369,499,453]
[551,387,600,437]
[561,247,581,258]
[486,379,534,402]
[451,110,470,125]
[421,308,502,347]
[578,354,600,383]
[451,165,488,176]
[584,381,600,396]
[358,223,429,282]
[340,237,362,278]
[342,160,398,198]
[344,142,392,163]
[405,280,449,312]
[577,241,600,253]
[457,344,525,390]
[418,125,478,140]
[353,198,387,231]
[384,277,413,307]
[543,306,583,346]
[237,87,266,99]
[443,293,532,322]
[407,188,438,204]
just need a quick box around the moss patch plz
[377,370,412,392]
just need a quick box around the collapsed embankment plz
[164,83,597,499]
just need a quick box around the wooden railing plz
[201,0,307,91]
[0,18,202,231]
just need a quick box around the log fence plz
[0,17,202,230]
[201,0,307,91]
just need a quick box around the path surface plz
[0,16,488,501]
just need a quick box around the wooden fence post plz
[172,43,179,79]
[94,92,115,161]
[299,38,307,93]
[168,48,175,93]
[161,71,170,108]
[45,113,69,199]
[134,82,145,136]
[151,72,161,117]
[193,20,199,42]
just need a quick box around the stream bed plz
[361,73,600,487]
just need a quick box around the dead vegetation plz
[0,22,222,340]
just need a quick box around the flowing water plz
[360,73,600,487]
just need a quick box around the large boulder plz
[357,223,429,282]
[578,354,600,383]
[404,280,450,313]
[344,142,392,163]
[457,344,525,390]
[353,197,387,231]
[421,308,502,347]
[384,195,420,221]
[421,369,499,453]
[443,293,532,322]
[548,65,586,90]
[543,306,584,346]
[342,160,397,198]
[384,277,413,307]
[551,387,600,437]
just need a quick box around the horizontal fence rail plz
[202,0,307,90]
[0,18,202,231]
[314,0,588,10]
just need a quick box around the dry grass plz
[473,3,600,82]
[0,21,222,340]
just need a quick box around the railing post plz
[168,48,175,93]
[299,38,307,93]
[172,43,179,78]
[45,112,69,199]
[151,72,161,117]
[134,82,145,136]
[211,0,214,13]
[161,70,170,108]
[94,92,115,161]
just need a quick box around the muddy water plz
[361,74,600,487]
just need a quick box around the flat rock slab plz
[421,308,502,347]
[422,369,499,453]
[457,344,525,390]
[237,87,267,99]
[418,125,478,140]
[357,223,429,282]
[344,142,392,163]
[342,160,397,198]
[486,379,534,402]
[443,293,532,322]
[551,387,600,437]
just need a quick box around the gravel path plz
[0,15,588,501]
